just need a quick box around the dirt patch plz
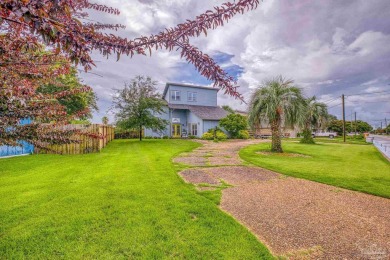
[175,140,390,259]
[207,157,242,165]
[179,168,220,185]
[174,156,207,166]
[257,151,311,158]
[204,166,280,186]
[173,139,263,166]
[180,166,280,187]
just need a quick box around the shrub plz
[188,135,196,139]
[114,127,143,139]
[354,134,364,140]
[219,113,248,138]
[201,132,214,140]
[238,130,249,139]
[300,129,315,144]
[216,131,227,141]
[162,135,169,139]
[206,126,223,134]
[203,128,227,141]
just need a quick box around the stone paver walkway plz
[176,140,390,259]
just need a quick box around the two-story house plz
[145,82,229,138]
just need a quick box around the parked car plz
[254,134,271,139]
[312,131,338,138]
[254,133,289,139]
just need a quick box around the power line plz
[328,103,342,109]
[323,96,340,104]
[346,111,354,117]
[346,100,389,104]
[346,90,390,97]
[320,89,390,105]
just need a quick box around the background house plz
[235,110,300,138]
[250,117,300,138]
[145,83,228,138]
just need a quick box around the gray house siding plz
[203,120,220,133]
[164,84,218,107]
[171,109,187,126]
[145,83,228,138]
[144,106,170,137]
[187,111,203,137]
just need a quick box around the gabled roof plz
[162,82,220,99]
[190,106,228,120]
[168,104,189,110]
[168,104,228,121]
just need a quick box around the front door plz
[172,124,181,138]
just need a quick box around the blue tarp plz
[0,118,34,158]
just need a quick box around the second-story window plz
[171,90,181,101]
[188,92,197,102]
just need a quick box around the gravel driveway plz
[176,140,390,259]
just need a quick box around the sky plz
[81,0,390,129]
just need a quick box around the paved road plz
[371,135,390,160]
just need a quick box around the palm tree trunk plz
[271,119,283,153]
[300,122,315,144]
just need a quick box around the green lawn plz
[0,140,273,259]
[313,136,369,145]
[240,141,390,198]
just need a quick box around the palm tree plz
[248,76,304,153]
[102,116,109,125]
[300,96,328,144]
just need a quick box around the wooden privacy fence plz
[36,124,114,155]
[115,129,144,139]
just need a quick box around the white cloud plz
[81,0,390,125]
[348,31,390,56]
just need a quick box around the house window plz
[190,123,198,136]
[187,92,197,102]
[171,90,181,101]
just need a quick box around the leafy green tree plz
[219,113,248,138]
[1,0,259,147]
[248,76,304,153]
[355,120,373,133]
[37,67,98,119]
[327,114,338,121]
[112,76,168,141]
[327,120,343,135]
[300,96,328,144]
[327,120,373,135]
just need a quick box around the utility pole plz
[342,94,346,142]
[354,112,357,136]
[350,113,353,134]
